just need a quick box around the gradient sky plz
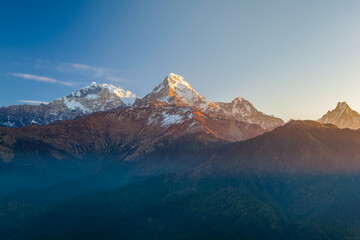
[1,0,360,121]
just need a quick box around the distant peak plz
[232,97,254,107]
[65,82,136,102]
[102,83,137,98]
[233,97,247,102]
[151,73,194,94]
[334,101,352,113]
[318,101,360,129]
[138,73,217,111]
[169,73,182,78]
[336,101,349,108]
[166,73,192,88]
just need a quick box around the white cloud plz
[18,100,49,104]
[104,75,127,82]
[10,73,74,86]
[35,60,128,84]
[50,62,127,83]
[66,63,91,71]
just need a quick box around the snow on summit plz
[90,82,136,99]
[0,73,284,131]
[64,82,137,107]
[138,73,219,111]
[49,82,137,115]
[133,73,284,130]
[86,82,137,105]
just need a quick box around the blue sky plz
[1,0,360,120]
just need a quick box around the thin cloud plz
[18,100,49,104]
[36,61,127,83]
[66,63,91,71]
[64,63,127,83]
[104,75,127,82]
[10,73,74,86]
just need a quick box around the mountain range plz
[0,82,137,127]
[3,119,360,239]
[3,73,360,239]
[3,73,360,132]
[0,73,286,166]
[0,73,284,131]
[1,73,360,173]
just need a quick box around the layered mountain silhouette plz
[0,73,286,166]
[197,120,360,175]
[0,105,264,165]
[3,120,360,239]
[4,74,360,239]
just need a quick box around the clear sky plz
[1,0,360,121]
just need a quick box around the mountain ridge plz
[0,82,137,127]
[194,119,360,176]
[0,73,284,132]
[0,104,266,165]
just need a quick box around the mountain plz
[0,73,283,131]
[134,73,219,111]
[0,102,264,198]
[318,101,360,129]
[0,82,137,127]
[9,120,360,240]
[216,97,284,130]
[0,74,288,166]
[195,120,360,176]
[20,172,360,240]
[0,104,264,165]
[4,75,360,239]
[135,73,284,130]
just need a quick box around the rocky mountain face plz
[0,73,283,131]
[0,104,265,164]
[216,97,284,130]
[134,73,284,130]
[0,73,286,166]
[318,101,360,129]
[0,82,137,127]
[4,75,360,240]
[134,73,219,111]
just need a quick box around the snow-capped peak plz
[76,82,137,106]
[167,73,193,91]
[133,73,284,130]
[138,73,218,111]
[101,83,136,98]
[215,96,284,130]
[231,97,256,115]
[85,82,136,98]
[151,73,194,94]
[233,96,246,102]
[216,97,257,118]
[49,82,138,115]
